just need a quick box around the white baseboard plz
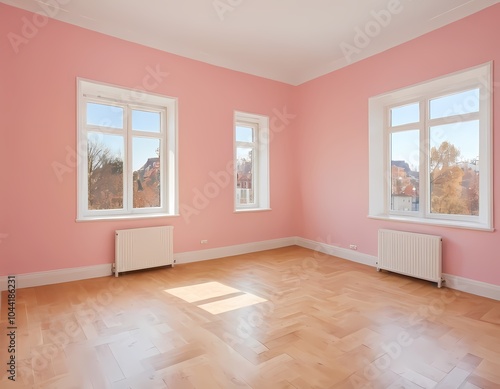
[0,264,112,291]
[1,237,499,301]
[0,238,295,291]
[294,237,500,301]
[442,273,500,301]
[174,237,296,265]
[294,237,378,267]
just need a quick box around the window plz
[234,111,270,211]
[77,79,178,220]
[369,63,492,230]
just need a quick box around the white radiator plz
[377,229,443,287]
[114,226,173,277]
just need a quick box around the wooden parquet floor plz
[2,246,500,388]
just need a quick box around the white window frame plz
[234,111,270,212]
[368,62,493,231]
[77,78,178,221]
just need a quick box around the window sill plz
[368,214,494,232]
[76,213,179,222]
[234,208,272,214]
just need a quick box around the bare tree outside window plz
[87,139,123,210]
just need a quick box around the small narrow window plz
[234,111,270,211]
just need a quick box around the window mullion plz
[252,145,258,207]
[427,112,480,127]
[86,126,124,136]
[236,141,255,148]
[124,106,132,213]
[81,100,89,216]
[420,99,428,219]
[131,132,164,139]
[384,107,391,215]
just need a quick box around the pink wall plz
[1,4,499,287]
[0,4,297,275]
[295,4,500,286]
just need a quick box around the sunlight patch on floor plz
[198,293,267,314]
[164,281,267,314]
[164,281,240,303]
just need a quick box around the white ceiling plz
[3,0,499,85]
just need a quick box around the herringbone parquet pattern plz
[1,246,500,388]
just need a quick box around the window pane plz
[87,103,123,129]
[429,89,479,119]
[429,120,479,216]
[133,138,161,209]
[87,133,124,210]
[236,126,254,142]
[391,103,419,127]
[390,130,419,212]
[132,110,161,133]
[236,147,254,205]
